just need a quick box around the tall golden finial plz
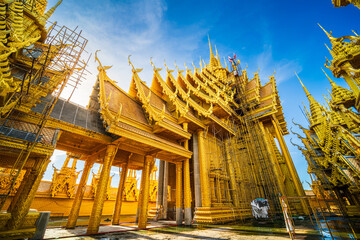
[318,23,334,42]
[321,68,335,86]
[295,72,311,97]
[208,35,218,68]
[215,45,222,67]
[41,0,63,23]
[223,57,228,71]
[208,35,215,58]
[324,43,332,53]
[215,45,220,60]
[199,57,203,70]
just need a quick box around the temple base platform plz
[194,207,251,224]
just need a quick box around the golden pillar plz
[136,167,144,223]
[138,155,153,229]
[162,161,169,219]
[198,130,211,207]
[156,160,164,209]
[7,168,32,212]
[176,161,183,225]
[66,159,94,229]
[112,160,129,225]
[192,132,202,208]
[271,118,308,214]
[87,144,117,234]
[183,123,192,225]
[224,138,239,207]
[7,156,50,230]
[259,123,286,196]
[183,158,192,225]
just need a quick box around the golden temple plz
[289,0,360,223]
[0,0,310,238]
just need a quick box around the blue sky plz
[43,0,360,190]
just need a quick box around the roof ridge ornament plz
[192,62,199,73]
[292,119,306,131]
[128,55,143,73]
[174,61,184,74]
[184,62,192,72]
[270,69,276,78]
[95,50,112,71]
[164,60,174,73]
[150,57,162,72]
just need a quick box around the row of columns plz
[156,123,192,225]
[7,128,202,232]
[65,144,159,233]
[156,160,168,219]
[8,125,301,232]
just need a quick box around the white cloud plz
[247,45,302,84]
[46,0,209,107]
[50,149,66,162]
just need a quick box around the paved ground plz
[44,220,322,240]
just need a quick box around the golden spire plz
[208,35,215,58]
[296,72,324,125]
[215,45,222,68]
[295,72,311,97]
[41,0,63,23]
[208,35,218,68]
[322,68,355,104]
[321,68,335,86]
[318,23,335,42]
[324,44,333,55]
[223,57,228,71]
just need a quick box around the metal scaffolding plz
[0,22,89,209]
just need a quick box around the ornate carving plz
[91,164,113,200]
[0,168,25,195]
[124,169,139,201]
[50,154,81,198]
[149,166,158,202]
